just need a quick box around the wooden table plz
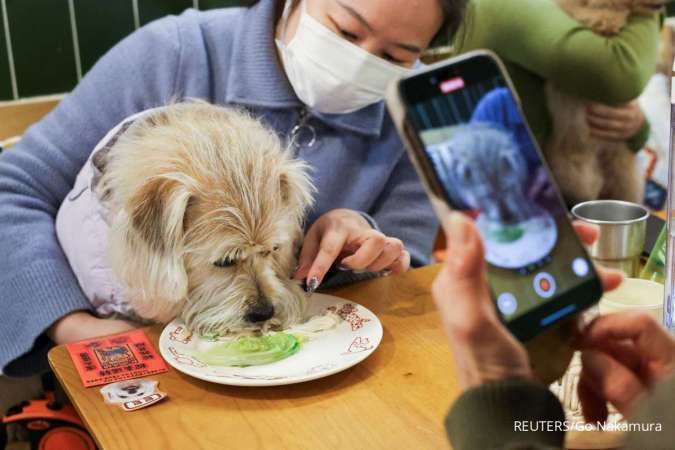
[49,264,460,450]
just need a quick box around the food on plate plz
[192,310,342,367]
[194,333,301,367]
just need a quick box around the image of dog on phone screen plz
[422,88,558,269]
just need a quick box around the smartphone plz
[391,50,603,341]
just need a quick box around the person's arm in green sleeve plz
[458,0,660,104]
[627,118,650,152]
[446,379,565,450]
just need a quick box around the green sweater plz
[454,0,660,152]
[446,377,675,449]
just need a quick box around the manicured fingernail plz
[338,263,351,271]
[306,276,319,294]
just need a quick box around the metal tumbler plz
[571,200,649,277]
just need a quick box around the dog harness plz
[55,110,155,319]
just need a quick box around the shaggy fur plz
[545,0,662,204]
[96,102,315,335]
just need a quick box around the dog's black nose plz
[245,303,274,323]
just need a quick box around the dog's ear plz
[130,177,190,253]
[121,176,192,322]
[279,161,315,213]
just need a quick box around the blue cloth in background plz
[471,87,540,168]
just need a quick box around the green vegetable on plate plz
[488,224,525,243]
[193,333,302,367]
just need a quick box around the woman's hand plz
[432,212,623,390]
[586,100,645,141]
[293,208,410,290]
[578,312,675,422]
[48,311,137,344]
[432,213,532,388]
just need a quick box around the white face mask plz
[275,0,411,114]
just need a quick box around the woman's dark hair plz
[435,0,468,46]
[246,0,468,48]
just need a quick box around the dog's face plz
[101,103,315,336]
[440,124,528,224]
[177,161,310,335]
[557,0,663,35]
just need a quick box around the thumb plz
[434,213,492,318]
[442,212,487,283]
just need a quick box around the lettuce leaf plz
[193,333,301,367]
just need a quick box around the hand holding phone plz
[388,51,603,341]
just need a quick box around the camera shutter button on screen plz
[533,273,556,299]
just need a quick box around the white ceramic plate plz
[159,293,383,386]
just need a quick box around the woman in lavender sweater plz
[0,0,466,376]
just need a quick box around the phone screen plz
[398,53,601,339]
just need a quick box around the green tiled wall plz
[74,0,136,74]
[0,3,12,100]
[200,0,247,9]
[139,0,192,26]
[0,0,249,101]
[6,0,78,98]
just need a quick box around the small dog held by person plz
[544,0,663,204]
[56,102,315,336]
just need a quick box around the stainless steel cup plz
[571,200,649,277]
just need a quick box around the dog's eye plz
[214,257,236,268]
[273,245,280,252]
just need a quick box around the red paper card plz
[66,329,168,387]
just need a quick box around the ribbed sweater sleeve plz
[446,379,565,450]
[624,375,675,449]
[0,16,182,376]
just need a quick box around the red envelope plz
[66,329,168,387]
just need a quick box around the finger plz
[588,128,626,141]
[572,221,599,246]
[578,371,609,423]
[587,114,624,132]
[583,312,666,348]
[293,224,322,280]
[587,102,633,121]
[580,349,646,417]
[584,339,642,375]
[340,230,387,270]
[597,266,623,293]
[570,221,624,292]
[440,213,486,281]
[306,228,348,285]
[433,213,494,326]
[582,313,674,374]
[365,238,405,272]
[385,250,410,276]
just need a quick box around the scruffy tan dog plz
[56,102,314,336]
[545,0,662,204]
